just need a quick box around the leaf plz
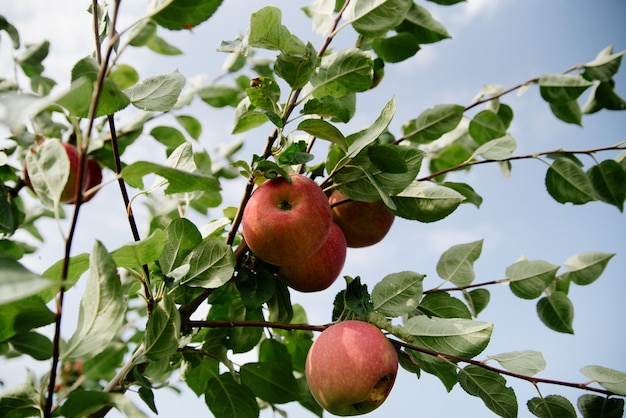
[528,395,576,418]
[301,94,356,123]
[588,159,626,211]
[310,48,373,98]
[536,292,574,334]
[409,350,459,392]
[538,74,593,103]
[0,296,54,342]
[0,372,40,418]
[24,139,69,210]
[125,70,186,111]
[402,104,464,144]
[463,288,490,317]
[180,238,235,288]
[471,134,517,161]
[0,256,54,305]
[561,252,615,286]
[63,241,125,361]
[549,100,583,125]
[577,394,625,418]
[417,292,472,319]
[144,293,180,362]
[59,391,148,418]
[40,253,90,303]
[275,42,318,89]
[459,365,518,418]
[546,157,596,204]
[580,365,626,396]
[240,362,300,404]
[443,182,483,208]
[8,331,52,360]
[372,32,420,63]
[371,271,424,316]
[159,218,203,276]
[344,97,396,161]
[507,260,559,300]
[404,316,493,358]
[297,118,346,147]
[436,239,483,287]
[390,181,465,222]
[584,45,625,82]
[204,373,259,418]
[488,350,546,376]
[181,352,220,397]
[367,144,408,173]
[231,97,271,133]
[246,76,281,112]
[396,2,451,44]
[152,0,222,30]
[198,84,243,108]
[343,0,413,37]
[468,110,506,145]
[111,229,166,271]
[248,6,305,54]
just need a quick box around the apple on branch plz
[278,222,347,292]
[329,190,395,248]
[305,320,399,416]
[241,173,333,266]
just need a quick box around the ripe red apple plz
[23,140,102,204]
[305,320,399,416]
[329,190,395,248]
[278,222,347,292]
[241,174,333,266]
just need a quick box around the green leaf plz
[442,181,483,208]
[240,362,300,404]
[180,238,235,288]
[332,277,373,321]
[246,76,281,112]
[471,134,517,161]
[459,365,518,418]
[409,350,459,391]
[436,239,483,287]
[577,394,625,418]
[109,63,139,89]
[584,45,625,82]
[231,97,272,133]
[545,158,596,205]
[549,100,583,125]
[198,84,243,108]
[463,288,490,317]
[150,126,186,148]
[310,48,373,98]
[583,80,626,113]
[539,74,593,103]
[159,218,203,276]
[297,118,346,147]
[562,252,615,286]
[111,229,166,271]
[343,0,413,37]
[488,350,546,376]
[372,271,424,316]
[125,70,186,111]
[8,331,52,360]
[417,292,472,319]
[0,15,21,49]
[0,256,54,305]
[404,316,493,358]
[63,241,125,361]
[40,253,90,303]
[59,391,148,418]
[235,267,275,309]
[204,373,260,418]
[248,6,305,54]
[24,139,69,210]
[396,2,451,44]
[301,94,356,123]
[181,352,220,397]
[390,181,465,222]
[144,293,180,362]
[0,371,40,418]
[372,32,420,63]
[580,365,626,396]
[536,292,574,334]
[468,110,507,145]
[275,42,318,89]
[507,260,559,300]
[147,35,183,56]
[528,395,576,418]
[367,144,408,173]
[152,0,222,30]
[344,97,396,160]
[402,104,465,144]
[588,159,626,211]
[17,40,48,77]
[0,296,54,342]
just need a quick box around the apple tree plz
[1,1,625,417]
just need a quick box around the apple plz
[278,222,347,292]
[241,174,333,266]
[329,190,395,248]
[305,320,399,416]
[23,140,102,204]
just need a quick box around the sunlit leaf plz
[343,0,413,37]
[0,256,54,306]
[471,134,517,160]
[144,293,180,361]
[405,316,493,357]
[507,260,559,300]
[561,252,615,286]
[402,104,464,144]
[125,70,186,112]
[390,181,465,222]
[372,271,424,316]
[310,48,373,98]
[488,350,546,376]
[580,365,626,396]
[539,74,593,103]
[436,239,483,287]
[583,45,625,82]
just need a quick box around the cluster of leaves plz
[0,1,625,418]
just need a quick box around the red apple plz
[305,320,399,416]
[242,174,333,266]
[329,190,395,248]
[73,158,102,203]
[278,222,347,292]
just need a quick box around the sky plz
[1,1,626,418]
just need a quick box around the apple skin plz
[24,142,102,204]
[329,190,395,248]
[241,174,333,266]
[278,222,347,292]
[305,320,399,416]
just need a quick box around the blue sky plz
[1,1,625,417]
